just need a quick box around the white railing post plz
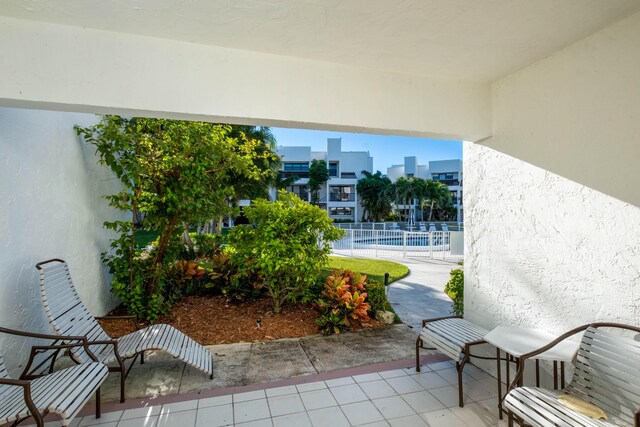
[402,231,407,258]
[350,229,354,256]
[375,230,379,258]
[430,231,434,259]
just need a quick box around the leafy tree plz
[76,116,278,321]
[421,181,454,221]
[356,171,392,222]
[390,177,420,221]
[228,191,345,313]
[308,159,330,203]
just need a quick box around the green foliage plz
[444,269,464,316]
[103,221,168,321]
[365,282,390,314]
[357,171,393,222]
[192,233,222,258]
[308,159,330,203]
[228,191,345,313]
[76,116,278,322]
[387,177,455,222]
[316,269,371,335]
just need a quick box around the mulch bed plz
[99,295,383,345]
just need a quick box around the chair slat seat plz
[420,317,488,362]
[0,361,108,427]
[37,259,214,402]
[504,387,618,427]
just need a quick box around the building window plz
[328,161,338,177]
[330,207,352,216]
[283,162,309,172]
[406,173,414,178]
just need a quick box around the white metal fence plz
[331,229,464,260]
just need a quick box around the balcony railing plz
[329,193,356,202]
[340,172,357,179]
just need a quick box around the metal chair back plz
[37,259,112,363]
[567,325,640,425]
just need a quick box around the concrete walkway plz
[95,325,425,402]
[387,258,459,330]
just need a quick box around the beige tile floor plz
[43,361,508,427]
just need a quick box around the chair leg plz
[456,361,464,407]
[457,347,471,408]
[140,351,145,365]
[120,370,126,403]
[508,411,514,427]
[415,337,422,372]
[210,356,214,380]
[95,388,101,419]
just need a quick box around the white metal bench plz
[504,322,640,427]
[36,259,214,403]
[416,316,490,407]
[0,326,108,427]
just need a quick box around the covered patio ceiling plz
[1,0,639,82]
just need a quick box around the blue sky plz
[271,127,462,173]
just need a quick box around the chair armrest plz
[507,324,589,392]
[0,326,87,342]
[0,378,30,387]
[20,339,100,379]
[95,315,141,330]
[421,315,462,328]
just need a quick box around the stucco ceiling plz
[1,0,638,81]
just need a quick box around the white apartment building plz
[277,138,373,223]
[387,157,463,222]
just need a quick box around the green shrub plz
[193,233,222,258]
[228,191,344,313]
[316,269,371,335]
[102,221,170,322]
[444,269,464,316]
[205,251,262,301]
[365,281,391,315]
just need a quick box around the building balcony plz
[329,193,355,202]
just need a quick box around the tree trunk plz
[182,222,194,252]
[428,200,435,222]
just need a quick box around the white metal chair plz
[0,326,108,427]
[36,259,214,403]
[504,322,640,427]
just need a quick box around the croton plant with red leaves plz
[316,269,371,335]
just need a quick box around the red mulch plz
[98,295,383,345]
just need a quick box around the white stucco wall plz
[464,143,640,332]
[485,11,640,208]
[464,10,640,377]
[0,107,122,373]
[0,17,491,142]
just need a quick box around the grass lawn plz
[134,229,230,248]
[323,256,409,285]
